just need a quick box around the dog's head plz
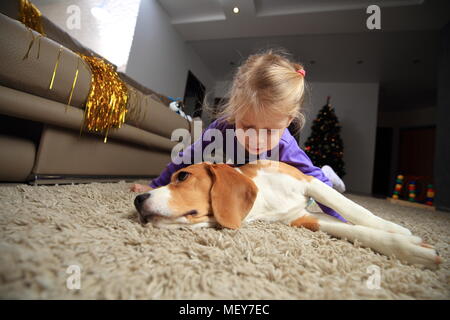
[134,163,258,229]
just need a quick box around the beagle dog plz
[134,160,442,268]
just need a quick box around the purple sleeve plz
[279,131,347,222]
[149,118,223,188]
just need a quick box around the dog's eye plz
[177,171,190,182]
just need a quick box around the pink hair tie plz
[296,69,306,77]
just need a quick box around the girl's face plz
[235,110,293,155]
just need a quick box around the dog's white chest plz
[242,168,310,224]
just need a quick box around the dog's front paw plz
[398,243,443,269]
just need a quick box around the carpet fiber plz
[0,180,449,299]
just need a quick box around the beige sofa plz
[0,3,197,185]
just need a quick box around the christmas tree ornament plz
[19,0,45,35]
[22,27,43,60]
[48,46,63,90]
[66,58,80,111]
[78,54,129,143]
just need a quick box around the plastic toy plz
[392,174,404,199]
[425,184,435,206]
[408,181,416,202]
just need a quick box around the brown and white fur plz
[134,160,442,269]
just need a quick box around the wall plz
[214,81,380,194]
[126,0,215,103]
[34,0,141,72]
[300,82,379,195]
[435,23,450,211]
[378,107,436,128]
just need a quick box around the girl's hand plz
[130,183,153,193]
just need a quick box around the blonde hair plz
[205,47,308,133]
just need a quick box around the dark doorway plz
[183,71,205,118]
[398,126,436,180]
[372,127,393,197]
[393,126,436,203]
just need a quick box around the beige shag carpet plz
[0,180,449,300]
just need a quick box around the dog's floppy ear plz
[207,164,258,229]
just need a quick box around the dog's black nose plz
[134,193,150,210]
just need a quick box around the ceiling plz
[157,0,450,111]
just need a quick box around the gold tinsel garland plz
[19,1,129,143]
[19,0,45,35]
[78,54,128,143]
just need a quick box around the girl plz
[131,48,347,222]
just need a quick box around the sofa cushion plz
[33,125,171,177]
[126,85,189,139]
[0,85,177,152]
[0,134,35,181]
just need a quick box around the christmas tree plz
[304,97,345,177]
